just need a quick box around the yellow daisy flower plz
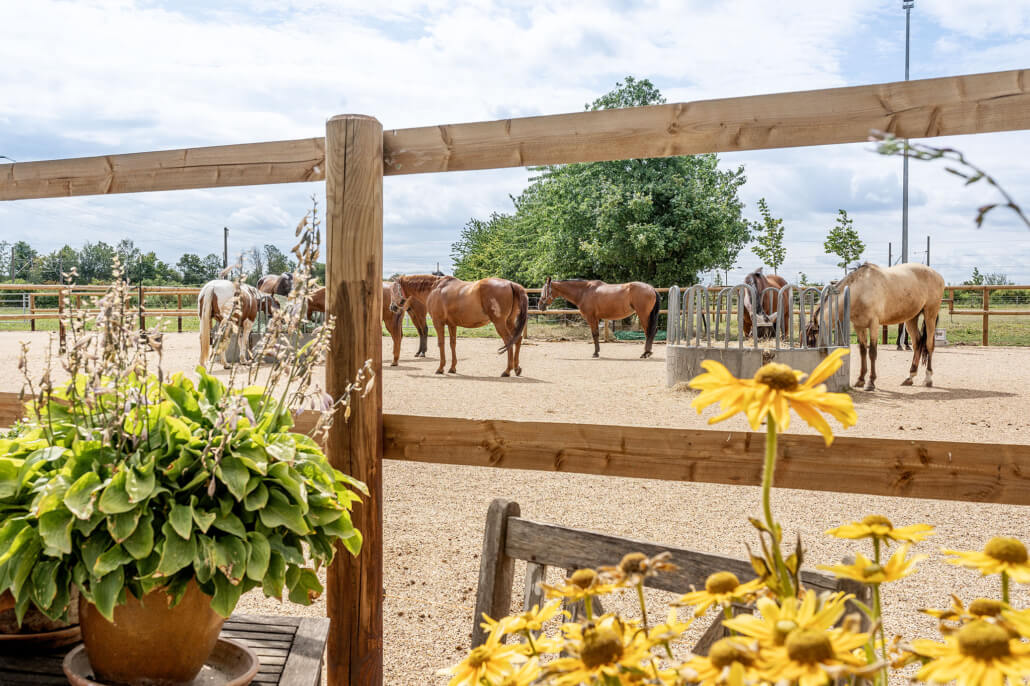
[825,514,934,544]
[482,599,567,637]
[539,568,618,603]
[683,637,764,686]
[674,571,765,617]
[647,606,693,646]
[544,615,653,685]
[441,622,526,686]
[599,551,679,587]
[944,537,1030,583]
[923,595,1012,635]
[688,347,856,445]
[817,543,926,584]
[910,620,1030,686]
[1002,607,1030,640]
[493,657,540,686]
[722,590,851,649]
[759,626,872,686]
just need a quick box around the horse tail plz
[916,313,930,367]
[199,285,214,366]
[499,283,529,353]
[646,287,661,341]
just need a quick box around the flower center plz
[958,621,1011,659]
[619,552,647,576]
[984,537,1028,564]
[705,571,741,595]
[467,645,491,668]
[754,363,799,391]
[968,599,1005,617]
[570,569,598,589]
[861,564,885,579]
[773,620,798,645]
[785,629,835,664]
[581,625,623,668]
[861,514,893,529]
[709,638,755,669]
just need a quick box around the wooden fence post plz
[982,288,990,347]
[57,288,66,351]
[177,294,183,333]
[325,114,384,686]
[29,293,35,332]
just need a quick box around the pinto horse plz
[391,275,528,376]
[198,280,275,368]
[256,273,293,296]
[805,263,944,390]
[306,285,429,366]
[742,269,789,339]
[538,278,660,358]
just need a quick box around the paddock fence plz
[3,68,1030,685]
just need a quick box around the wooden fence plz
[2,68,1030,685]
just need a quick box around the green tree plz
[749,198,786,274]
[451,78,751,286]
[39,245,79,283]
[202,254,224,281]
[823,209,865,276]
[0,240,9,279]
[177,253,207,284]
[11,241,37,280]
[263,244,293,275]
[78,241,115,282]
[964,268,1011,286]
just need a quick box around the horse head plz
[743,269,775,335]
[275,273,294,296]
[805,304,821,347]
[388,280,407,313]
[538,276,554,312]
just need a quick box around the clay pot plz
[79,581,225,686]
[0,588,80,634]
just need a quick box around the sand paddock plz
[3,332,1030,683]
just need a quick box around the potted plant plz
[0,206,373,685]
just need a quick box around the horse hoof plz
[592,354,599,359]
[501,371,510,377]
[390,361,399,367]
[906,346,912,351]
[515,367,522,376]
[435,369,444,375]
[640,352,651,359]
[901,378,913,386]
[448,369,457,374]
[864,383,875,391]
[924,380,933,388]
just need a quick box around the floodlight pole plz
[902,0,913,265]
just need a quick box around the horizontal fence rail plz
[3,69,1028,200]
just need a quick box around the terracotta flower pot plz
[79,581,225,686]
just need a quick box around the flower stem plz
[522,629,538,656]
[763,416,794,598]
[1002,571,1010,604]
[636,582,649,629]
[724,604,736,635]
[585,595,593,622]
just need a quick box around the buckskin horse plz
[306,284,429,366]
[391,274,528,376]
[742,268,789,339]
[805,262,944,390]
[538,278,660,358]
[198,280,275,368]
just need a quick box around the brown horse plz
[306,285,429,366]
[256,273,293,296]
[198,280,274,368]
[391,275,528,376]
[742,269,789,339]
[538,278,660,358]
[805,263,944,390]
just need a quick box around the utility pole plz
[223,227,229,271]
[9,246,14,283]
[901,0,914,265]
[888,242,892,267]
[926,235,930,266]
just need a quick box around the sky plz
[1,0,1029,285]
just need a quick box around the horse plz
[198,280,275,368]
[306,285,429,366]
[805,263,944,390]
[742,269,789,339]
[256,273,293,296]
[390,275,528,376]
[538,278,660,358]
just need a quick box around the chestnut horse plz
[306,285,428,366]
[391,275,528,376]
[538,278,660,358]
[805,263,944,390]
[257,273,293,296]
[198,280,274,368]
[742,269,789,339]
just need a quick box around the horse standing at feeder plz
[538,278,660,359]
[256,272,294,297]
[391,275,528,376]
[805,262,944,390]
[742,269,789,339]
[197,280,274,368]
[306,285,429,366]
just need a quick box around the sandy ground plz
[3,332,1030,684]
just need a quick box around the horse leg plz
[495,319,515,377]
[388,316,401,367]
[636,306,653,359]
[448,324,458,374]
[242,318,255,365]
[855,329,868,389]
[901,316,921,386]
[923,306,939,387]
[589,318,600,358]
[435,321,446,374]
[513,335,523,376]
[866,328,878,391]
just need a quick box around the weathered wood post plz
[177,293,183,333]
[325,114,384,685]
[982,288,991,347]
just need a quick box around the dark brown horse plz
[306,285,428,366]
[538,278,660,358]
[256,273,293,296]
[391,275,528,376]
[742,269,789,339]
[198,280,275,368]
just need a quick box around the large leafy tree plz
[451,78,751,286]
[823,209,865,277]
[263,244,293,275]
[78,241,115,282]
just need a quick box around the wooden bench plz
[0,613,328,686]
[473,499,870,651]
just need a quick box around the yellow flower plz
[1002,607,1030,640]
[544,615,653,685]
[722,590,851,649]
[599,551,679,587]
[909,620,1030,686]
[441,622,526,686]
[646,606,693,646]
[674,571,765,617]
[817,544,925,584]
[493,657,540,686]
[683,637,764,686]
[826,514,934,544]
[944,537,1030,583]
[482,599,566,637]
[759,626,872,686]
[539,568,617,603]
[688,347,856,445]
[924,595,1012,635]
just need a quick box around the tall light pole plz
[902,0,913,265]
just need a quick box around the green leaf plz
[233,445,268,475]
[191,498,217,534]
[91,567,125,622]
[244,482,268,511]
[268,462,307,510]
[98,470,134,515]
[126,460,156,503]
[212,512,246,538]
[262,552,286,599]
[215,457,249,500]
[123,512,155,560]
[213,536,248,583]
[39,509,75,555]
[155,523,196,577]
[107,509,142,544]
[245,532,270,582]
[169,502,194,540]
[0,458,22,499]
[64,471,104,520]
[193,535,216,583]
[287,567,323,605]
[210,573,243,618]
[93,545,133,577]
[258,489,310,535]
[10,536,42,598]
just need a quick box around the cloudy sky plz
[1,0,1029,285]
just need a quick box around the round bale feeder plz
[666,283,851,390]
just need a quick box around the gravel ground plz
[3,332,1030,684]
